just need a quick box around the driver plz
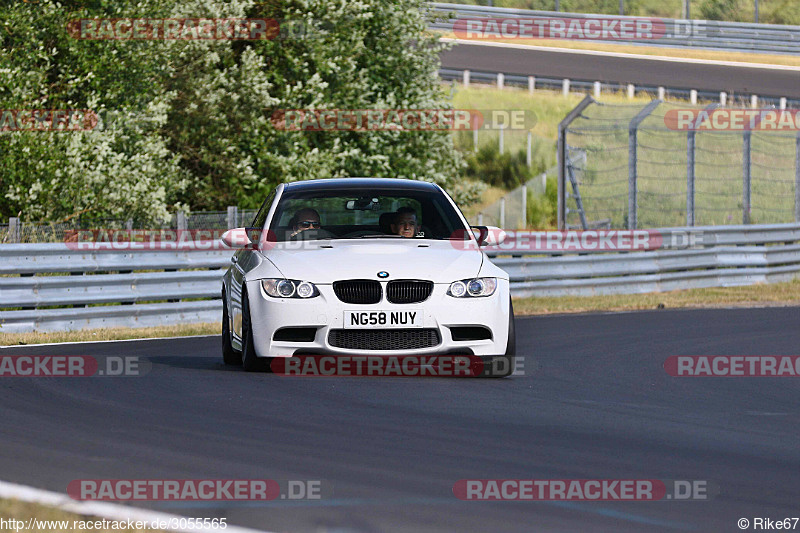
[289,208,322,237]
[390,207,418,238]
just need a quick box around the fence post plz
[227,206,238,229]
[795,131,800,222]
[8,217,20,243]
[743,131,752,224]
[628,99,662,230]
[557,95,594,230]
[176,211,187,232]
[526,131,532,167]
[687,127,696,226]
[688,103,719,226]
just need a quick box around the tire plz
[485,300,516,378]
[241,289,270,372]
[221,291,242,366]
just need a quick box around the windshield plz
[267,187,470,241]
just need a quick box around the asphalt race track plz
[440,41,800,99]
[2,306,799,532]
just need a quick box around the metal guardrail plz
[430,2,800,55]
[1,224,799,332]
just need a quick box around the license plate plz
[343,310,423,329]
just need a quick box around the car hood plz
[260,239,485,284]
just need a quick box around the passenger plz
[391,207,418,238]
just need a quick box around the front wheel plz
[241,290,270,372]
[485,300,516,378]
[221,291,241,366]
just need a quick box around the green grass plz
[514,277,800,315]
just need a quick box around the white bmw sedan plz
[220,178,515,375]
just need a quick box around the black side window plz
[251,189,277,229]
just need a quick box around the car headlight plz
[261,279,319,298]
[447,277,497,298]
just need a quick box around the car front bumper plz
[245,280,511,358]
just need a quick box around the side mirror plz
[220,227,252,249]
[471,225,506,246]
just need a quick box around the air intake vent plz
[328,329,440,350]
[386,280,433,304]
[333,280,382,304]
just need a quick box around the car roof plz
[282,178,439,193]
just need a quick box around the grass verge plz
[0,322,217,346]
[0,498,162,532]
[513,277,800,315]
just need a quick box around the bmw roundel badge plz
[377,271,389,278]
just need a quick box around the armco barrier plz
[430,2,800,55]
[1,224,799,332]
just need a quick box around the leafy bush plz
[462,141,550,190]
[527,177,558,229]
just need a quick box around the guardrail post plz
[497,73,504,90]
[528,76,535,94]
[780,97,787,110]
[657,87,665,100]
[562,79,570,97]
[8,217,20,243]
[594,82,601,99]
[720,92,727,106]
[463,69,470,88]
[751,95,758,108]
[628,99,662,229]
[795,131,800,222]
[690,90,697,104]
[227,206,238,229]
[743,130,752,224]
[627,84,635,99]
[557,95,594,230]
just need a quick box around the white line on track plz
[0,479,274,533]
[0,334,217,349]
[441,38,800,72]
